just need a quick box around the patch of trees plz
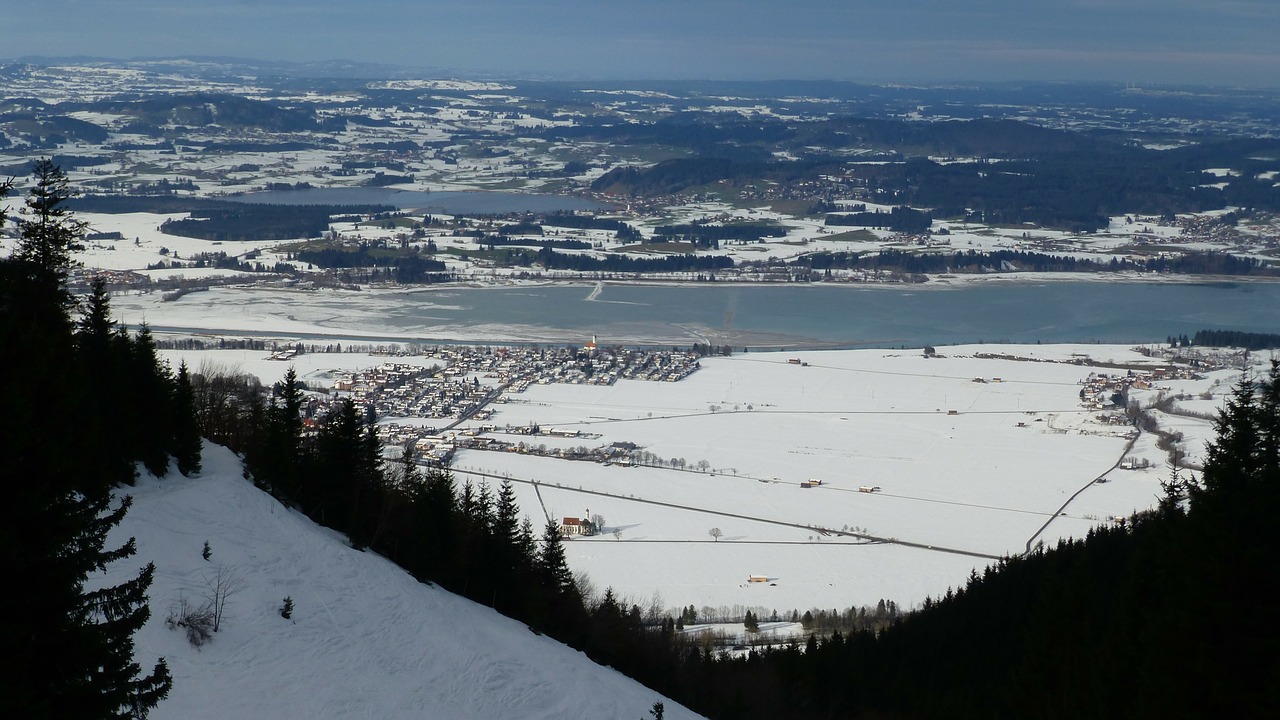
[553,115,1110,162]
[0,153,113,175]
[496,221,545,236]
[547,114,792,159]
[654,223,787,245]
[264,181,315,191]
[364,172,414,187]
[346,115,398,127]
[160,204,386,242]
[809,200,864,214]
[824,206,932,233]
[796,248,1276,277]
[1192,329,1280,350]
[1143,252,1267,275]
[109,139,174,150]
[532,246,733,273]
[131,177,198,194]
[855,148,1266,231]
[293,245,448,283]
[540,211,637,235]
[69,194,231,214]
[480,236,594,251]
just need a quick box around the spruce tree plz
[172,362,203,476]
[14,158,87,294]
[1,168,172,717]
[73,278,136,490]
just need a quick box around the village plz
[284,339,1241,486]
[298,339,702,467]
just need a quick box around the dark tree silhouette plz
[1,169,172,718]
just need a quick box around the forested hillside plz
[581,116,1280,230]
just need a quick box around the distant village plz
[292,339,701,468]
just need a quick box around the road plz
[448,467,1004,561]
[1020,421,1141,556]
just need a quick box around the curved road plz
[1020,422,1141,556]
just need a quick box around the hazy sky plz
[9,1,1279,87]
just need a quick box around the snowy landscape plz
[94,444,701,720]
[4,58,1279,718]
[153,340,1242,618]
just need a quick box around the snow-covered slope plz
[97,443,699,720]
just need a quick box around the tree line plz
[488,245,735,273]
[824,206,932,233]
[654,223,788,245]
[796,247,1277,277]
[1192,329,1280,350]
[160,204,381,243]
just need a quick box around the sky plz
[7,1,1280,87]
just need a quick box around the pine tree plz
[73,278,136,491]
[130,325,174,477]
[250,366,304,496]
[1,171,172,717]
[14,158,87,294]
[539,519,576,596]
[173,362,203,476]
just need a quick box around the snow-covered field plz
[94,444,701,720]
[453,345,1213,613]
[157,341,1236,617]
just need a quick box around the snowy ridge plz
[98,443,699,720]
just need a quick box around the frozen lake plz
[131,279,1280,348]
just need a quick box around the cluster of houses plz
[301,341,701,466]
[331,362,493,422]
[1172,212,1279,250]
[1077,366,1204,410]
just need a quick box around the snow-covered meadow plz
[95,444,702,720]
[451,345,1216,613]
[156,340,1237,618]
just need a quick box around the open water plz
[380,280,1280,349]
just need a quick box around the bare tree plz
[709,527,723,542]
[591,513,606,533]
[203,564,247,632]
